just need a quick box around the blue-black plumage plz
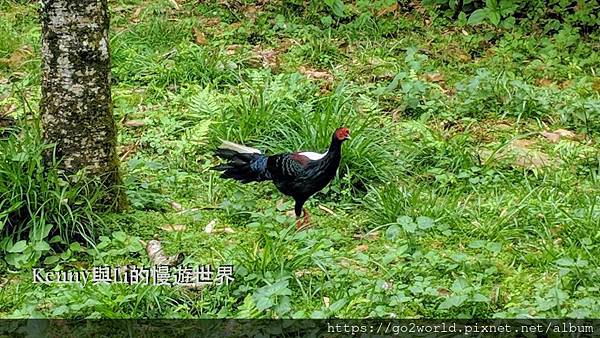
[212,127,351,229]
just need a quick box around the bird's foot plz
[295,208,312,231]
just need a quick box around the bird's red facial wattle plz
[335,127,351,141]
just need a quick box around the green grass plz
[1,0,599,319]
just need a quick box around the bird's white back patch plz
[219,141,261,154]
[298,151,327,160]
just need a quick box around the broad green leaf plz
[329,298,348,312]
[451,277,469,292]
[310,310,326,319]
[8,240,28,253]
[44,256,60,265]
[386,224,401,240]
[112,231,127,242]
[485,0,498,9]
[396,215,413,225]
[127,239,143,253]
[485,242,502,253]
[324,0,345,17]
[556,257,574,266]
[468,9,489,25]
[33,241,50,252]
[258,279,291,297]
[49,236,63,244]
[254,295,274,311]
[488,10,501,26]
[472,293,490,302]
[402,222,417,233]
[468,240,486,249]
[502,16,516,28]
[31,223,53,241]
[274,296,291,316]
[416,216,434,229]
[438,295,467,310]
[320,15,333,27]
[69,242,82,252]
[450,252,468,262]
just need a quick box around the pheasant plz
[212,127,350,229]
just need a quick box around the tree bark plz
[40,0,125,209]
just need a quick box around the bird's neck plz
[326,136,343,158]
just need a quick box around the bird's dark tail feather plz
[212,147,270,183]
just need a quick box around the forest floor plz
[1,0,599,319]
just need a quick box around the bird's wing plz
[267,153,311,178]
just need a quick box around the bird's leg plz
[296,208,312,231]
[295,217,304,230]
[294,199,311,231]
[301,207,311,226]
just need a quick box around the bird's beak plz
[346,135,351,140]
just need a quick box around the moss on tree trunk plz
[40,0,126,210]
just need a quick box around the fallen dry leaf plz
[457,53,471,62]
[131,7,142,22]
[170,201,183,211]
[168,0,179,10]
[536,78,554,87]
[159,224,187,232]
[212,227,235,234]
[479,138,556,169]
[192,28,207,45]
[176,208,200,215]
[540,131,560,143]
[294,268,322,278]
[323,296,330,308]
[119,143,139,161]
[243,5,258,20]
[0,46,33,69]
[353,231,380,241]
[204,17,221,27]
[123,119,146,127]
[0,115,15,131]
[540,129,576,143]
[318,204,336,216]
[355,244,369,252]
[511,139,535,149]
[204,219,217,234]
[225,44,241,55]
[228,22,242,30]
[554,129,575,138]
[376,3,398,17]
[1,103,17,115]
[560,80,572,89]
[510,139,553,168]
[339,258,369,273]
[299,66,333,81]
[424,72,445,83]
[437,287,451,296]
[250,47,279,68]
[593,79,600,93]
[514,151,551,168]
[146,240,182,266]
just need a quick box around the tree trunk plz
[40,0,126,209]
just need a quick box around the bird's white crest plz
[298,151,328,160]
[219,140,261,154]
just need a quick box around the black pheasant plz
[212,127,350,229]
